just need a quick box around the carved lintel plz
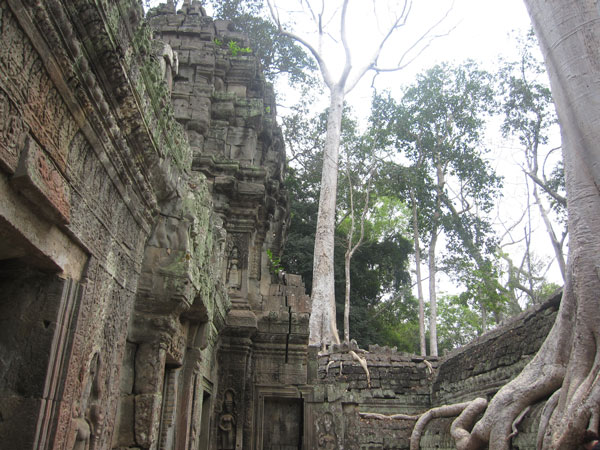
[11,137,70,224]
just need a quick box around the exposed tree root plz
[452,271,574,450]
[508,405,530,442]
[450,398,488,450]
[464,352,565,449]
[325,360,336,375]
[536,388,560,448]
[589,403,600,434]
[409,398,487,450]
[423,359,434,378]
[358,412,418,421]
[350,350,370,387]
[542,347,600,448]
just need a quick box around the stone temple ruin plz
[0,1,559,449]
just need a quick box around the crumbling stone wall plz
[138,4,310,450]
[0,0,184,447]
[309,293,560,450]
[431,293,560,405]
[308,345,436,449]
[419,293,560,450]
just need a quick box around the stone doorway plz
[262,397,303,450]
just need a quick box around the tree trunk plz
[448,1,600,448]
[428,226,439,357]
[533,187,566,280]
[344,246,351,343]
[428,162,444,358]
[410,188,427,356]
[525,0,600,446]
[309,86,344,346]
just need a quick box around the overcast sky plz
[344,0,533,105]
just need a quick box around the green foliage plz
[498,30,566,220]
[370,62,506,334]
[497,31,566,306]
[534,282,561,302]
[204,0,317,85]
[228,40,252,56]
[213,38,252,56]
[436,295,483,353]
[266,249,283,275]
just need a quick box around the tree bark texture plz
[445,1,600,448]
[525,1,600,447]
[309,87,344,346]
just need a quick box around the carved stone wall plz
[143,5,308,450]
[0,1,175,448]
[306,345,436,450]
[1,0,306,449]
[419,293,560,450]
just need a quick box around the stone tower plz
[0,1,310,449]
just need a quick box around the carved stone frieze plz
[0,87,28,173]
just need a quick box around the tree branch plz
[369,3,455,76]
[339,0,353,86]
[266,0,335,89]
[526,170,567,206]
[346,0,412,93]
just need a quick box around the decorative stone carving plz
[71,352,104,450]
[218,389,237,450]
[0,2,307,450]
[0,88,28,173]
[317,412,338,449]
[155,41,178,94]
[11,136,71,224]
[227,246,241,289]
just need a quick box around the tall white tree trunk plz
[344,247,351,344]
[267,0,444,347]
[410,189,427,356]
[309,86,344,346]
[428,226,439,358]
[428,162,444,357]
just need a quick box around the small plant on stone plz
[266,249,283,275]
[228,40,251,56]
[213,38,223,46]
